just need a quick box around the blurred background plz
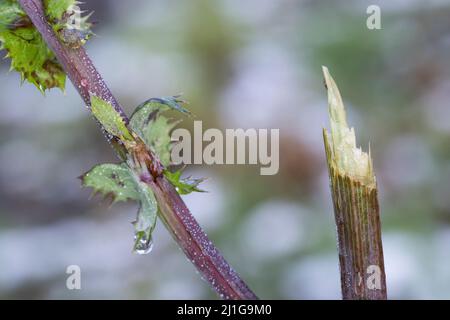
[1,0,450,299]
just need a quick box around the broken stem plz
[322,66,387,300]
[19,0,257,300]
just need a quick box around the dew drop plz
[133,232,154,255]
[81,78,88,87]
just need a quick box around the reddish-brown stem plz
[151,177,257,299]
[19,0,257,300]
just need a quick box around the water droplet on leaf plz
[133,232,153,255]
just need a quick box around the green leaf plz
[130,96,188,167]
[81,163,140,202]
[133,96,191,116]
[81,161,158,253]
[136,113,179,168]
[1,26,66,92]
[164,170,206,195]
[0,0,92,91]
[45,0,94,47]
[0,0,24,33]
[0,0,67,91]
[43,0,76,20]
[132,180,158,253]
[90,95,133,141]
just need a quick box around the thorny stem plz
[19,0,258,300]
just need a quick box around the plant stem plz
[322,67,387,300]
[151,177,257,299]
[19,0,257,300]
